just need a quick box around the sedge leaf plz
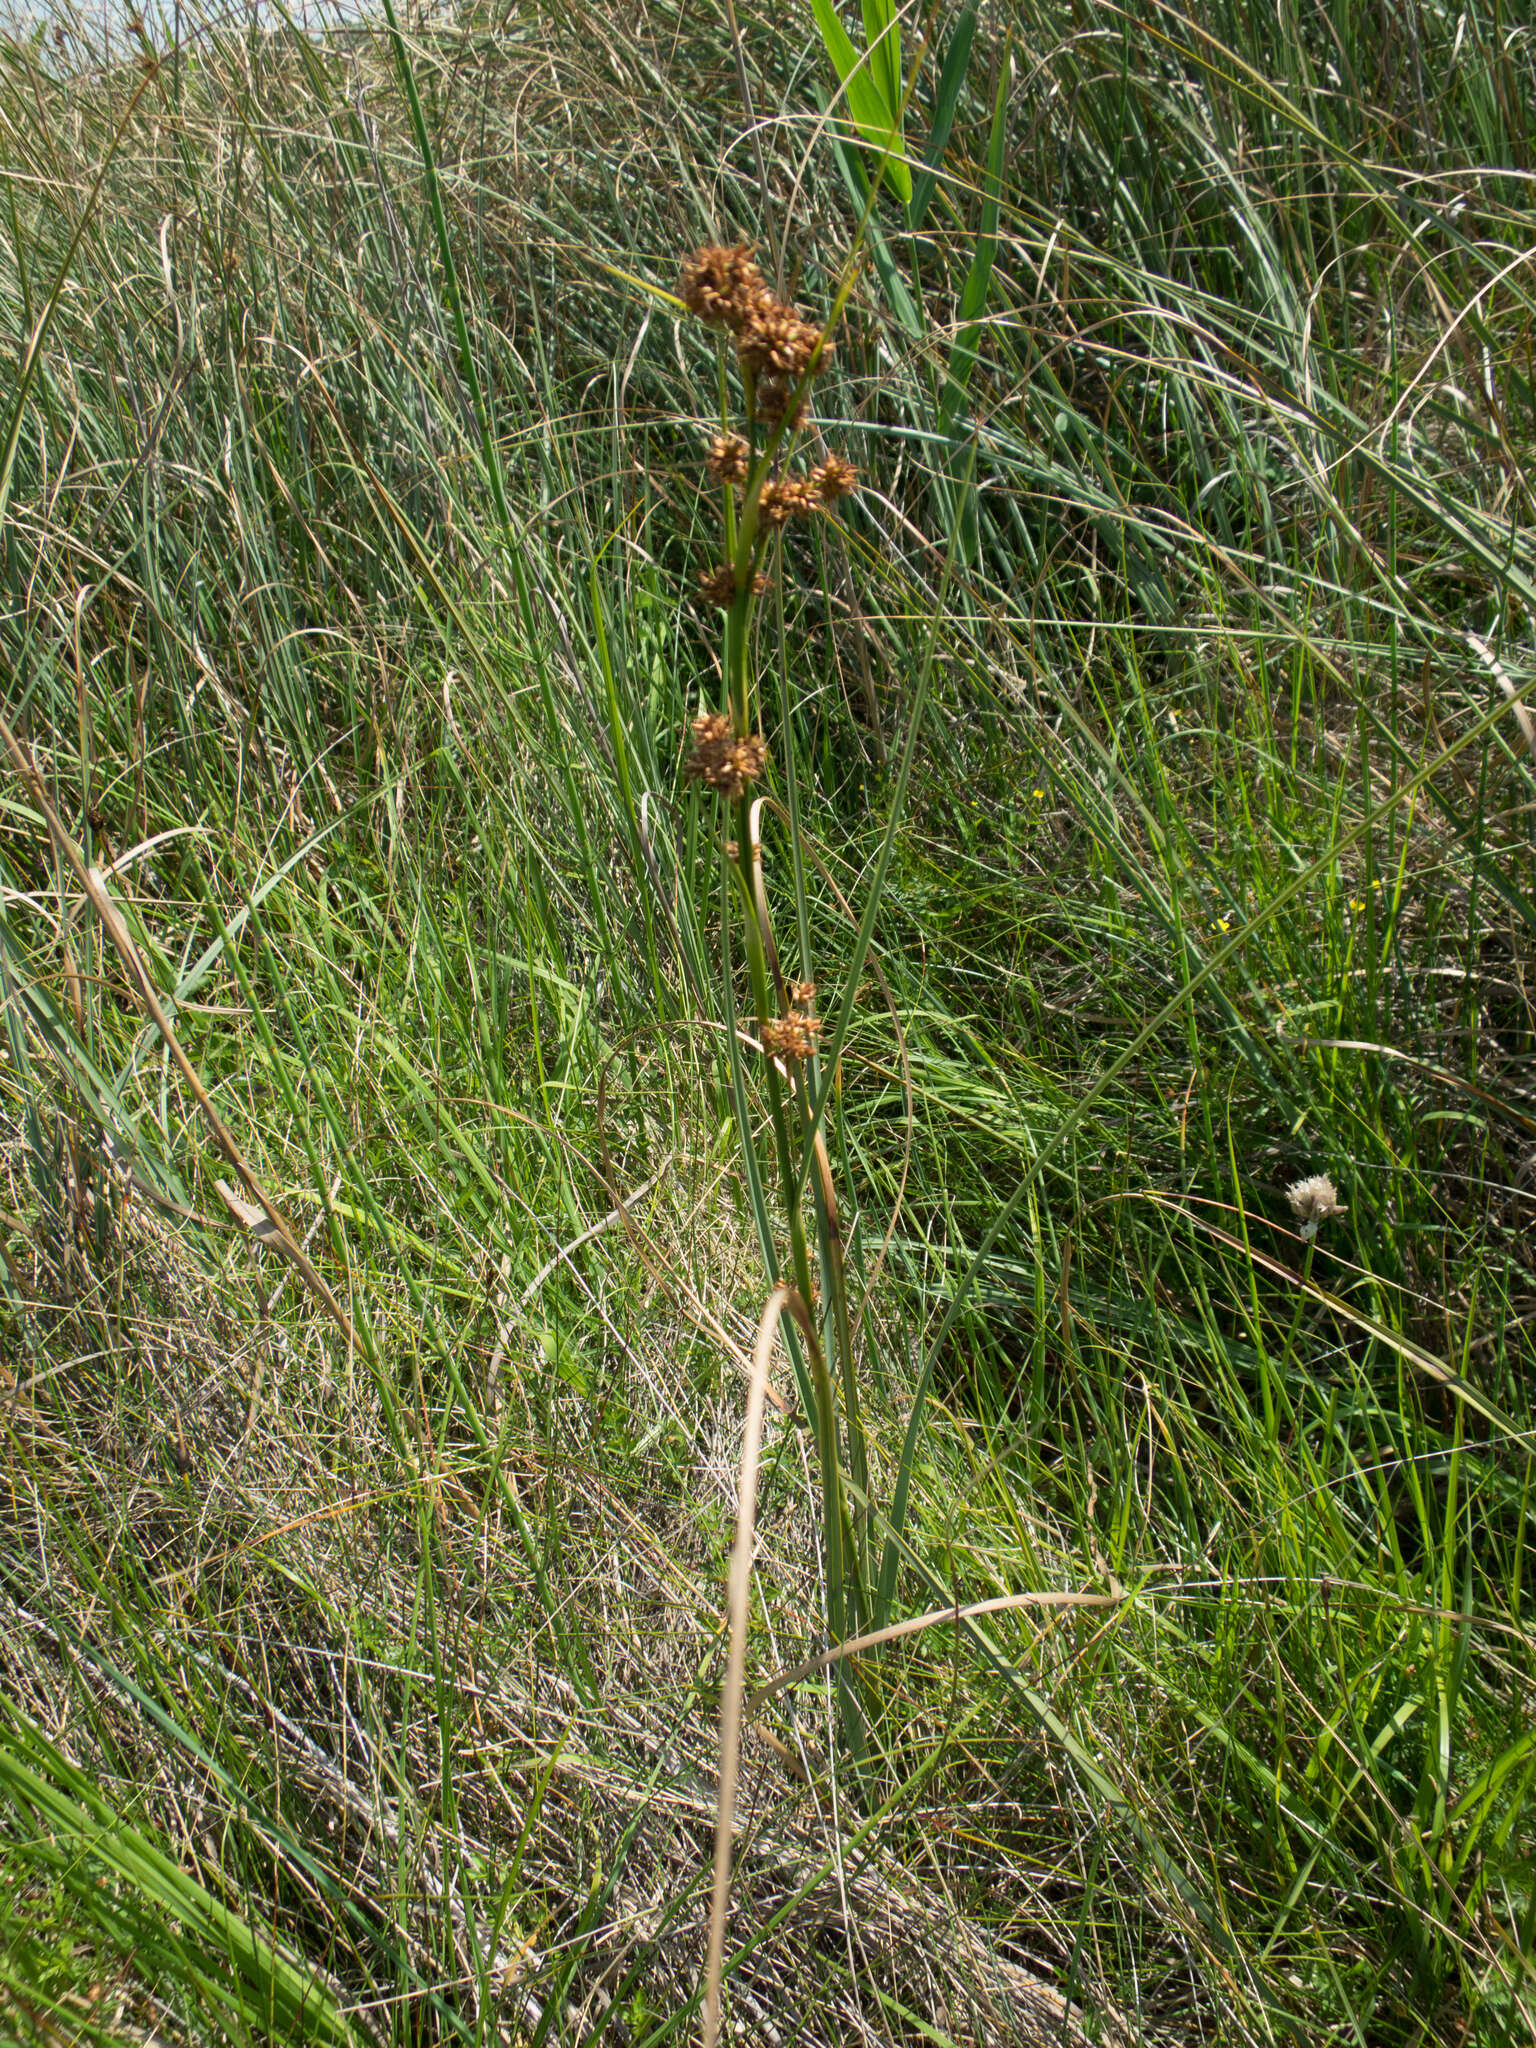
[809,0,913,203]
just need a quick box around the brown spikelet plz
[752,377,808,432]
[758,476,819,528]
[705,434,750,484]
[679,244,763,330]
[809,455,859,504]
[686,713,769,799]
[761,981,821,1062]
[738,295,826,380]
[697,563,769,608]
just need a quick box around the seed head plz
[679,244,763,329]
[686,712,768,800]
[738,294,827,380]
[696,563,768,608]
[762,1015,820,1061]
[758,476,819,528]
[762,981,821,1063]
[752,377,807,432]
[809,455,859,504]
[1286,1173,1346,1241]
[705,433,750,484]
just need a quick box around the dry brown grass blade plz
[745,1586,1127,1716]
[702,1279,817,2048]
[744,795,785,1003]
[0,710,361,1358]
[1467,631,1536,763]
[1300,1037,1536,1133]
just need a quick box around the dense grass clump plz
[0,1,1533,2042]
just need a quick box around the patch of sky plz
[0,0,446,59]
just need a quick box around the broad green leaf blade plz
[824,113,925,334]
[860,0,902,115]
[958,54,1008,326]
[809,0,913,202]
[939,41,1010,430]
[909,4,977,229]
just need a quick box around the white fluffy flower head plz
[1286,1173,1346,1241]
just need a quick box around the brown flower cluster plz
[810,455,859,504]
[679,243,763,327]
[678,243,831,395]
[686,712,768,800]
[705,433,750,483]
[752,378,807,432]
[737,297,827,381]
[700,452,859,532]
[759,476,820,527]
[696,562,769,608]
[762,980,821,1063]
[751,463,859,527]
[680,243,861,602]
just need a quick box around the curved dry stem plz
[745,1585,1128,1717]
[744,794,786,1003]
[702,1279,820,2048]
